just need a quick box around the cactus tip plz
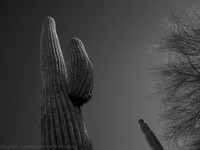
[68,37,83,45]
[71,37,80,41]
[139,119,144,124]
[67,37,85,52]
[42,16,56,30]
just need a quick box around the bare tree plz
[153,8,200,150]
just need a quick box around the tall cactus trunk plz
[40,17,93,150]
[139,119,165,150]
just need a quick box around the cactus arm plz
[66,38,94,107]
[139,119,165,150]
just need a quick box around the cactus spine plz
[139,119,165,150]
[40,17,93,150]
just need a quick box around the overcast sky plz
[0,0,200,150]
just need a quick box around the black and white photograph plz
[0,0,200,150]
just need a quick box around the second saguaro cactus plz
[139,119,165,150]
[40,17,94,150]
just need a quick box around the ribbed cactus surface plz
[139,119,165,150]
[40,16,93,150]
[66,37,94,107]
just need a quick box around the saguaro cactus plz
[40,16,93,150]
[139,119,165,150]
